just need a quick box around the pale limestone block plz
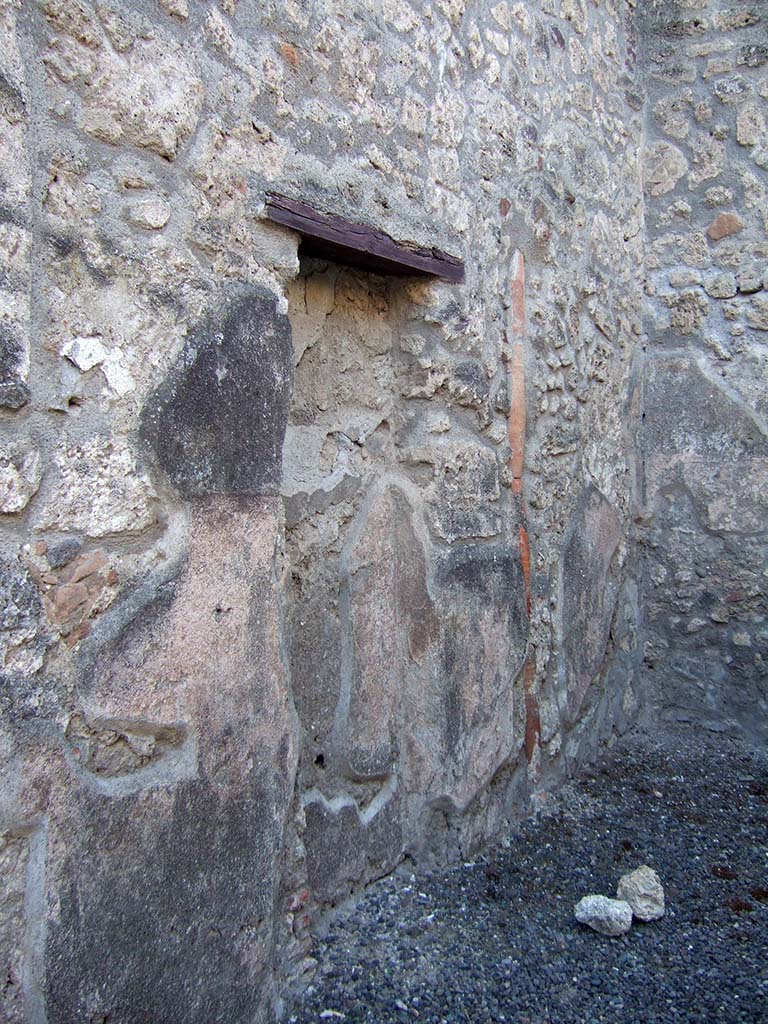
[36,439,158,538]
[0,448,41,513]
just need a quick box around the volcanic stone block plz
[303,785,403,905]
[44,498,298,1024]
[141,287,293,497]
[339,486,438,780]
[643,356,767,474]
[0,834,28,1024]
[559,485,622,723]
[642,357,768,528]
[413,543,528,811]
[0,324,29,410]
[430,444,502,543]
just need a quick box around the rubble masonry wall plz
[639,0,768,744]
[0,0,656,1020]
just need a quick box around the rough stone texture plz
[0,1,31,412]
[35,438,159,538]
[140,288,293,497]
[0,833,28,1024]
[43,498,297,1023]
[78,36,203,161]
[574,894,633,937]
[640,0,768,744]
[617,864,665,921]
[341,486,438,781]
[0,556,47,679]
[0,448,41,514]
[559,485,623,725]
[128,195,171,230]
[1,0,744,1019]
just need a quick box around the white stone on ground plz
[617,865,665,921]
[574,895,633,936]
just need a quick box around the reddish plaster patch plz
[506,251,538,764]
[707,212,744,241]
[280,42,300,67]
[519,524,532,617]
[523,660,540,763]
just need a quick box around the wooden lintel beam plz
[264,193,464,283]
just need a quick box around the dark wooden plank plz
[264,193,464,283]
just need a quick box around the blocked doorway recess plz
[279,256,529,913]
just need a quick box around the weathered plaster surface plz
[639,0,768,743]
[6,0,752,1020]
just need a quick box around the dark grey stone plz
[737,44,768,67]
[0,69,24,109]
[140,287,293,497]
[283,474,361,529]
[0,558,42,635]
[436,544,526,608]
[44,780,283,1024]
[452,360,490,409]
[46,538,83,569]
[642,356,768,467]
[642,492,768,745]
[430,446,502,543]
[0,324,29,410]
[436,544,528,753]
[340,486,440,781]
[303,788,402,906]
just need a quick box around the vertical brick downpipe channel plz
[506,251,540,768]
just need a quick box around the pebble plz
[574,894,633,936]
[617,864,666,921]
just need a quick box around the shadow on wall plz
[641,357,768,744]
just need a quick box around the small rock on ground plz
[617,864,665,921]
[574,894,633,936]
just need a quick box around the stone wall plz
[639,0,768,743]
[0,1,644,1021]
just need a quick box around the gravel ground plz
[291,731,768,1024]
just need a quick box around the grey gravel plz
[291,731,768,1024]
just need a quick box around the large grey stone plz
[574,895,633,936]
[141,287,293,497]
[559,486,622,723]
[340,486,438,780]
[642,356,768,475]
[430,443,502,543]
[302,785,402,905]
[422,542,528,811]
